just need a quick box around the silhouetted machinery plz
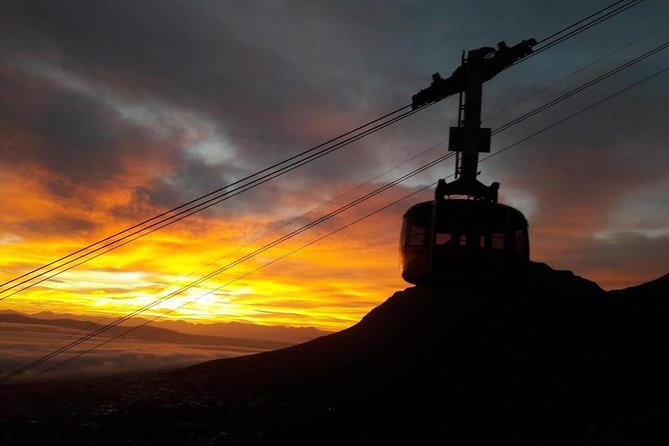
[400,39,536,286]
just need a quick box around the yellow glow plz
[4,153,651,334]
[0,168,408,332]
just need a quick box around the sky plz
[1,0,668,332]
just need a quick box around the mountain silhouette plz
[3,262,669,445]
[0,312,291,350]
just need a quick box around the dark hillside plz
[3,262,669,445]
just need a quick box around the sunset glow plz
[0,170,413,331]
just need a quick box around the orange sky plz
[0,168,417,331]
[1,157,663,332]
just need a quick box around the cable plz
[526,0,645,61]
[483,64,669,163]
[196,138,446,270]
[0,105,424,300]
[484,20,669,122]
[0,105,412,294]
[492,40,669,135]
[536,0,628,45]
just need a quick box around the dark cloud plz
[0,344,235,380]
[110,186,166,221]
[5,1,665,188]
[41,91,118,153]
[0,63,184,186]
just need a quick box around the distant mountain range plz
[0,309,329,344]
[0,312,294,351]
[3,262,669,445]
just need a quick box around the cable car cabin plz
[401,38,537,287]
[400,199,529,286]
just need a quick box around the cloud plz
[0,344,233,381]
[0,324,265,381]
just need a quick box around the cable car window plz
[492,233,504,250]
[480,235,485,248]
[515,230,525,253]
[436,233,452,245]
[407,225,427,247]
[459,234,467,246]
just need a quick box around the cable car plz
[401,199,529,286]
[400,39,535,287]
